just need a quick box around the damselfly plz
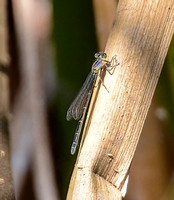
[66,52,118,155]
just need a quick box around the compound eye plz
[94,53,99,58]
[95,52,107,58]
[102,53,107,58]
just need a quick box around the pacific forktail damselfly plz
[66,52,118,155]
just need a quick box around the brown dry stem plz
[67,0,174,199]
[0,0,15,199]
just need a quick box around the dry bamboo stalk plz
[67,0,173,199]
[94,1,172,199]
[0,0,15,199]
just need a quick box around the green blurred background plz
[52,0,98,199]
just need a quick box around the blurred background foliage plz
[156,38,174,134]
[52,0,98,199]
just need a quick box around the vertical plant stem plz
[67,0,174,199]
[0,0,15,199]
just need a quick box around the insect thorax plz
[92,57,104,72]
